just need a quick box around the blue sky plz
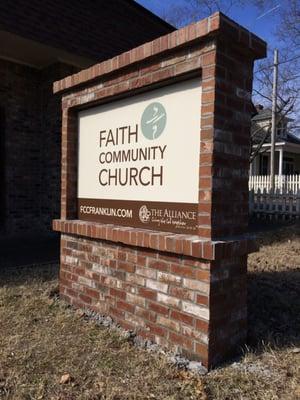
[136,1,300,133]
[137,0,282,55]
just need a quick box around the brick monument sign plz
[53,13,266,368]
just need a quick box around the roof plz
[252,108,272,121]
[252,130,300,146]
[251,106,298,147]
[0,0,175,62]
[286,133,300,145]
[53,12,267,94]
[252,107,293,122]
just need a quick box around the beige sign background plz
[78,78,201,233]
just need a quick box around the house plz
[250,105,300,176]
[0,0,174,239]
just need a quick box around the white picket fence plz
[249,174,300,219]
[249,174,300,194]
[249,188,300,219]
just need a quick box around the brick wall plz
[59,233,247,367]
[53,13,266,368]
[0,0,173,239]
[0,59,77,238]
[39,63,78,233]
[0,60,40,236]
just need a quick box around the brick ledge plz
[53,219,258,260]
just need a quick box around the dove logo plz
[141,102,167,140]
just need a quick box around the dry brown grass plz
[204,223,300,400]
[0,265,205,400]
[0,223,299,399]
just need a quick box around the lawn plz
[0,225,299,399]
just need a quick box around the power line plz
[279,74,300,82]
[278,54,300,66]
[254,54,300,75]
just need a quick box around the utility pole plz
[270,49,278,191]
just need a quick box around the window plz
[259,154,269,175]
[277,121,287,139]
[283,157,294,175]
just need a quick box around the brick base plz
[59,231,247,368]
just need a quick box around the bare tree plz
[162,0,300,162]
[253,0,300,139]
[254,0,300,49]
[250,99,296,163]
[162,0,245,27]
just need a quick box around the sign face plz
[78,78,201,234]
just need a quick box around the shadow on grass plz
[247,268,300,350]
[0,263,59,287]
[249,220,300,246]
[0,234,60,269]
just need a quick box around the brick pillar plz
[53,12,266,369]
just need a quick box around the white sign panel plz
[78,78,201,234]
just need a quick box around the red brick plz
[117,261,135,273]
[110,288,126,300]
[147,322,166,337]
[118,320,135,332]
[170,310,194,326]
[136,255,147,266]
[84,287,100,300]
[170,263,196,278]
[157,315,180,332]
[138,287,157,301]
[202,51,216,66]
[169,286,194,301]
[135,307,155,322]
[109,306,125,319]
[195,270,210,281]
[159,253,181,263]
[117,250,127,261]
[149,302,169,316]
[195,318,209,333]
[203,242,214,259]
[148,259,170,272]
[117,300,135,314]
[195,342,208,359]
[79,294,92,304]
[169,332,193,349]
[196,294,209,306]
